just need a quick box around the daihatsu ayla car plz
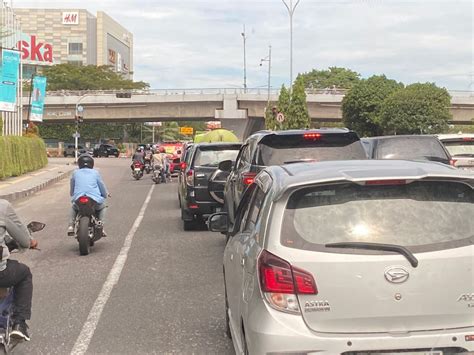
[208,160,474,355]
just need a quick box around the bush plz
[0,136,48,179]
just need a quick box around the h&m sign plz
[62,12,79,25]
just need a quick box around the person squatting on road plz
[0,199,38,341]
[68,154,109,237]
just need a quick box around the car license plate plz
[372,352,442,355]
[134,168,141,172]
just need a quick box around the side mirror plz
[207,213,228,233]
[218,159,233,172]
[27,221,46,233]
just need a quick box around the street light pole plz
[260,45,272,105]
[281,0,301,90]
[241,25,248,93]
[74,94,90,164]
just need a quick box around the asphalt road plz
[11,158,234,355]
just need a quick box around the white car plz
[209,160,474,354]
[438,133,474,170]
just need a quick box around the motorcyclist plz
[0,199,38,341]
[131,147,145,171]
[68,154,109,237]
[143,144,153,168]
[152,147,170,181]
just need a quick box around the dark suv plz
[178,142,241,230]
[93,144,120,158]
[220,129,367,226]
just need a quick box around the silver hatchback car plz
[208,160,474,354]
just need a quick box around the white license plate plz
[134,168,141,172]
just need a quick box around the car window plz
[243,186,266,232]
[258,133,366,165]
[236,145,249,170]
[194,148,239,167]
[376,137,449,161]
[442,140,474,157]
[282,181,473,251]
[233,184,257,235]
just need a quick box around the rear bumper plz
[182,196,221,220]
[245,301,474,354]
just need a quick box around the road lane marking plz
[70,184,156,355]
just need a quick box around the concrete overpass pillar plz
[215,95,248,140]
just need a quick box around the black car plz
[361,135,453,165]
[93,144,120,158]
[219,128,367,227]
[178,142,241,231]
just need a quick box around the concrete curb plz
[0,168,74,202]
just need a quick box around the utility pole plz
[281,0,301,91]
[241,25,248,93]
[260,45,272,105]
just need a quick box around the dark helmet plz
[78,154,94,169]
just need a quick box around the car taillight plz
[186,169,194,186]
[462,137,473,142]
[450,159,457,167]
[242,172,257,185]
[180,162,187,170]
[303,133,322,140]
[258,250,317,314]
[78,196,89,204]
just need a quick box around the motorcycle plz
[151,165,166,184]
[70,196,104,256]
[144,152,153,174]
[0,221,44,354]
[132,161,144,180]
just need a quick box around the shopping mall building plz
[15,9,133,79]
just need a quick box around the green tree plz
[265,85,290,130]
[42,64,149,91]
[287,77,311,129]
[298,67,361,90]
[342,75,403,137]
[381,83,452,135]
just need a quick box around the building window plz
[68,43,83,55]
[67,60,83,66]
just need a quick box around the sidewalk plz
[0,160,76,202]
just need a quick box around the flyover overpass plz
[22,88,474,139]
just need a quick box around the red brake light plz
[186,169,194,186]
[462,137,473,141]
[78,196,89,204]
[181,162,187,170]
[365,179,407,186]
[258,250,317,295]
[242,172,257,185]
[303,133,322,140]
[188,203,198,209]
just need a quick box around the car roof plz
[194,142,242,149]
[437,133,474,140]
[363,135,438,141]
[262,160,474,197]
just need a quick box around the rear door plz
[192,145,240,202]
[280,179,474,333]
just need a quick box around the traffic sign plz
[180,126,194,135]
[73,132,80,138]
[276,112,285,123]
[77,105,84,113]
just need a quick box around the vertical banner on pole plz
[0,49,20,112]
[30,76,47,122]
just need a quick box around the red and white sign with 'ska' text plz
[62,12,79,25]
[17,35,54,64]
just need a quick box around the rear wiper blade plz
[421,156,449,163]
[283,159,317,165]
[325,242,419,268]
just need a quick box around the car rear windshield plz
[376,137,449,162]
[282,181,473,251]
[194,147,239,167]
[257,133,366,166]
[442,140,474,157]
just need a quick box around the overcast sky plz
[18,0,474,90]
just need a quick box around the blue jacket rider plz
[68,154,108,236]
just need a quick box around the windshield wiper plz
[283,159,317,165]
[325,242,419,268]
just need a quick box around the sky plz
[18,0,474,91]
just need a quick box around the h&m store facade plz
[15,9,133,79]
